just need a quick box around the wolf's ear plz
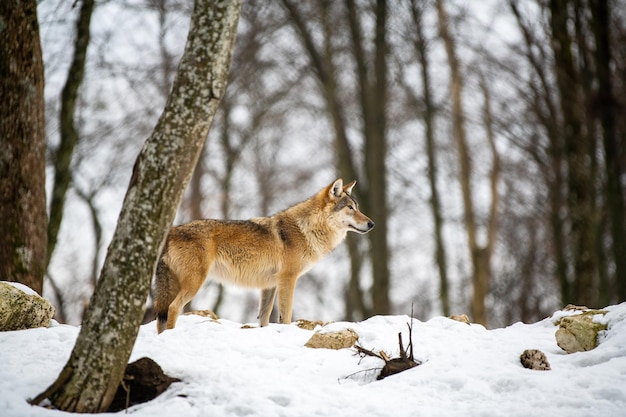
[329,178,344,199]
[343,180,356,195]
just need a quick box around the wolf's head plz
[324,179,375,234]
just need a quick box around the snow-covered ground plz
[1,301,625,417]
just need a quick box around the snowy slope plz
[1,303,625,417]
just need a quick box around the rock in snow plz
[0,281,55,331]
[305,328,359,349]
[520,349,551,370]
[554,309,608,353]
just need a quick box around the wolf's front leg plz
[277,278,297,324]
[258,287,277,327]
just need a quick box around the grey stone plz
[520,349,551,370]
[0,282,55,331]
[305,328,359,350]
[555,310,607,353]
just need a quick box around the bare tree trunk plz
[437,0,500,325]
[344,234,368,321]
[47,0,95,268]
[46,272,68,323]
[436,0,482,323]
[573,2,603,306]
[509,1,571,305]
[154,0,177,97]
[410,0,450,316]
[591,0,626,303]
[549,0,597,306]
[212,99,237,315]
[368,0,391,315]
[321,1,369,321]
[186,144,206,221]
[346,0,391,315]
[465,74,500,327]
[74,187,103,289]
[479,72,501,325]
[0,0,47,295]
[30,0,241,412]
[282,0,369,320]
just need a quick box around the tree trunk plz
[344,235,368,321]
[478,73,501,326]
[368,0,391,315]
[549,0,597,306]
[74,187,103,289]
[186,143,206,221]
[46,0,95,269]
[282,0,369,320]
[410,0,450,316]
[320,1,369,320]
[509,0,570,305]
[436,0,485,324]
[590,1,626,303]
[0,0,47,295]
[30,0,241,412]
[346,0,391,315]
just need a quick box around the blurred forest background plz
[31,0,626,328]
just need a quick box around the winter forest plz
[4,0,626,330]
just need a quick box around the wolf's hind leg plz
[166,290,195,331]
[258,287,277,327]
[154,259,178,334]
[163,268,207,332]
[166,295,183,331]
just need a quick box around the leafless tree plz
[0,0,48,295]
[47,0,94,268]
[283,0,391,318]
[30,0,241,411]
[436,0,500,325]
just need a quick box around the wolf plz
[154,178,374,333]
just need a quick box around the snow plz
[5,281,40,297]
[1,301,626,417]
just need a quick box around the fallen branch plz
[353,312,421,380]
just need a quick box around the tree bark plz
[282,0,369,320]
[46,0,95,269]
[30,0,241,412]
[368,0,391,315]
[549,0,597,306]
[410,0,450,316]
[509,0,570,305]
[436,0,484,323]
[320,1,369,320]
[479,72,501,325]
[0,0,47,295]
[74,187,103,289]
[346,0,391,315]
[590,0,626,303]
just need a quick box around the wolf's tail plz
[154,258,176,333]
